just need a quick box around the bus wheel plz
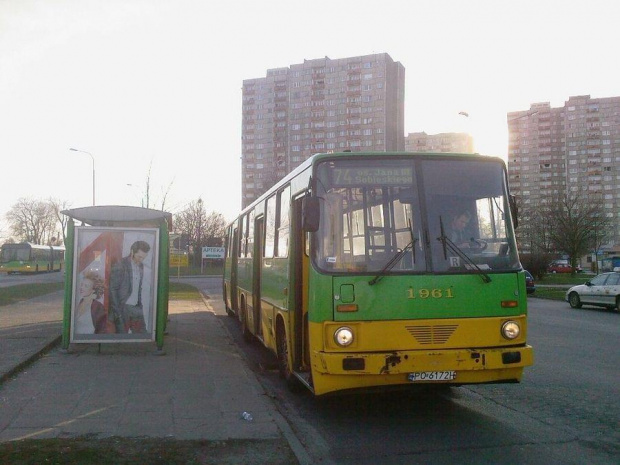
[240,305,252,343]
[568,292,582,309]
[276,322,302,392]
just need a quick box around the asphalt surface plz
[0,287,308,464]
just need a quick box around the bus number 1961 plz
[407,287,454,299]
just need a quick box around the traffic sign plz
[202,247,225,259]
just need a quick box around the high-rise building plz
[507,94,620,253]
[241,53,405,207]
[405,132,474,153]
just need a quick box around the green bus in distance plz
[0,242,66,274]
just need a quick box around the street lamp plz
[507,111,539,123]
[69,148,95,206]
[126,183,144,207]
[457,111,475,153]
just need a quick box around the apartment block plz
[241,53,405,207]
[405,131,474,154]
[507,94,620,253]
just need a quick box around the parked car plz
[548,262,573,273]
[565,272,620,310]
[524,270,536,294]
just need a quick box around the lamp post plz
[457,111,475,153]
[507,111,539,123]
[69,148,95,206]
[126,183,144,207]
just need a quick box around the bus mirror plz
[302,197,320,232]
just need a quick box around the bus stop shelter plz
[61,206,172,352]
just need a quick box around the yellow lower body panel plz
[310,345,533,396]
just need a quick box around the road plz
[6,274,618,464]
[0,270,65,288]
[215,285,619,465]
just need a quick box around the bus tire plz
[276,321,302,393]
[240,300,252,343]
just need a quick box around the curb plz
[0,335,62,385]
[200,291,312,465]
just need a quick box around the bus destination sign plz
[332,167,413,186]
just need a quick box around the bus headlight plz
[501,321,521,340]
[334,327,354,347]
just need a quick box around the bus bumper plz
[310,345,533,395]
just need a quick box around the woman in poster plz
[75,270,110,334]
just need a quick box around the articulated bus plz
[223,151,533,396]
[0,242,65,274]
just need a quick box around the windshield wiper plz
[369,240,415,286]
[438,217,491,284]
[408,218,416,265]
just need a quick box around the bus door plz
[230,227,239,313]
[292,196,310,377]
[253,216,264,340]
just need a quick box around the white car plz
[565,272,620,311]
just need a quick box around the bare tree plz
[133,160,174,211]
[158,177,175,212]
[546,191,613,274]
[48,198,72,245]
[174,199,227,266]
[202,211,227,247]
[516,202,554,278]
[5,198,59,244]
[517,205,551,254]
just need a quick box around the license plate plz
[408,371,456,382]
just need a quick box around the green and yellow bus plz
[0,242,65,274]
[223,151,533,396]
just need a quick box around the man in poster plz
[109,240,151,333]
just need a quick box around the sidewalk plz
[0,291,306,463]
[0,291,63,383]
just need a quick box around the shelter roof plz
[62,205,172,229]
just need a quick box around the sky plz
[1,0,619,241]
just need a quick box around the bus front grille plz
[405,325,458,345]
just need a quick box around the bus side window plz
[265,195,277,258]
[237,218,244,258]
[247,210,255,258]
[277,186,290,258]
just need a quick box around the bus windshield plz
[314,157,520,274]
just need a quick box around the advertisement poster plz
[70,227,159,343]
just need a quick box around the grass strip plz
[0,281,201,307]
[529,287,567,301]
[0,282,64,306]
